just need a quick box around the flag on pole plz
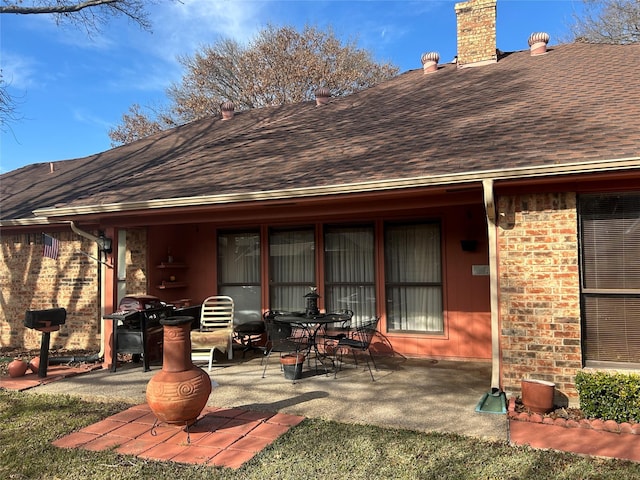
[43,234,60,260]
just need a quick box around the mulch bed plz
[512,397,586,421]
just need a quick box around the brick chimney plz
[454,0,497,68]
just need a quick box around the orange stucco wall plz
[147,223,218,306]
[141,203,492,361]
[0,195,492,365]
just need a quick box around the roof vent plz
[528,32,550,56]
[221,101,235,120]
[315,87,331,106]
[421,52,440,74]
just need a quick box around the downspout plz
[482,179,501,393]
[69,220,111,248]
[98,252,106,359]
[69,221,110,359]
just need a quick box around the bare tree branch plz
[0,71,22,133]
[0,1,155,31]
[571,0,640,44]
[1,0,117,15]
[108,103,170,146]
[111,24,399,144]
[0,1,161,131]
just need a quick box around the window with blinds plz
[579,193,640,366]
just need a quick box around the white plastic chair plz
[191,296,234,370]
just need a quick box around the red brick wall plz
[497,192,582,399]
[0,231,100,351]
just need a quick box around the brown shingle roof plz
[2,43,639,221]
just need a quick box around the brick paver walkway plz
[53,403,304,469]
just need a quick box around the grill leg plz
[38,331,51,378]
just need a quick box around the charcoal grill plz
[24,307,67,378]
[104,295,172,372]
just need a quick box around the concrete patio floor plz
[24,352,508,442]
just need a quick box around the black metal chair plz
[234,319,266,357]
[261,311,310,383]
[319,309,353,351]
[334,316,380,381]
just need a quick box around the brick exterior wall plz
[0,228,149,352]
[0,231,101,351]
[497,192,582,399]
[455,0,497,66]
[124,228,148,296]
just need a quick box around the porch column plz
[102,226,117,370]
[483,179,501,391]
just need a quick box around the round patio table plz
[274,311,353,364]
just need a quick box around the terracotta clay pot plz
[280,353,305,380]
[146,316,211,426]
[28,356,41,373]
[8,359,29,377]
[280,353,305,365]
[521,378,555,414]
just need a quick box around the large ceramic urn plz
[146,316,211,425]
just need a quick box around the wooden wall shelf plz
[156,262,188,269]
[157,282,187,289]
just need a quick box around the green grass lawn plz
[2,390,640,479]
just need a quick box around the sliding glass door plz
[217,231,261,324]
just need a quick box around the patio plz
[21,353,507,441]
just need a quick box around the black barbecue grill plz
[24,307,67,378]
[104,295,172,372]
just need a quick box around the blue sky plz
[1,1,584,173]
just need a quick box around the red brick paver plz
[53,403,304,469]
[52,431,99,449]
[208,448,257,469]
[0,364,101,391]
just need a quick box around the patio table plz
[274,311,352,366]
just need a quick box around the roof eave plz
[21,156,640,219]
[0,217,67,227]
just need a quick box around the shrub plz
[575,370,640,423]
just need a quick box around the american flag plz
[43,234,60,260]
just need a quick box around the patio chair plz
[318,309,353,353]
[190,296,234,371]
[334,316,380,381]
[233,318,266,357]
[262,311,310,384]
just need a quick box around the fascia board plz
[19,156,640,219]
